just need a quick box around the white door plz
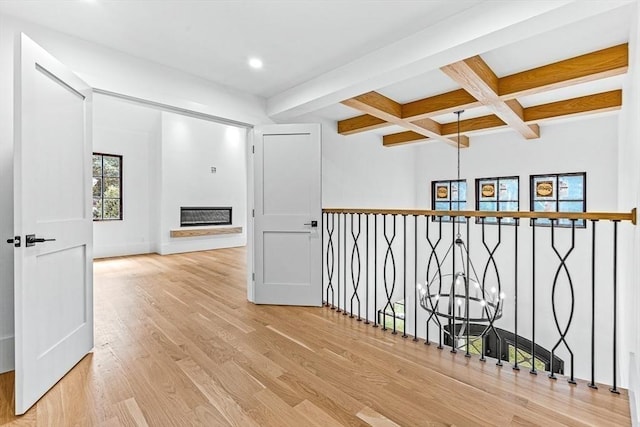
[253,124,322,306]
[13,34,93,415]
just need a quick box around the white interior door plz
[253,124,321,306]
[13,33,93,415]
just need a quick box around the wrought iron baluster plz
[424,216,445,348]
[325,212,336,309]
[451,218,457,353]
[465,217,471,358]
[611,220,620,394]
[548,219,576,384]
[350,213,362,320]
[414,214,418,341]
[373,214,378,328]
[531,219,537,375]
[588,220,598,389]
[479,217,504,366]
[365,214,370,324]
[403,215,408,338]
[322,212,325,305]
[343,213,348,316]
[336,213,341,313]
[382,215,398,333]
[513,218,520,371]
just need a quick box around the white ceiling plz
[0,0,481,98]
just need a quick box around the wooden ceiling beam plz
[499,44,628,98]
[383,114,506,147]
[341,91,402,120]
[401,89,482,120]
[383,91,622,147]
[383,131,428,147]
[338,89,484,136]
[337,114,389,135]
[440,115,506,136]
[342,91,468,147]
[523,89,622,123]
[441,56,540,140]
[339,44,627,140]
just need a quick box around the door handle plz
[6,236,21,247]
[25,234,56,247]
[303,221,318,227]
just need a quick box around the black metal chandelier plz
[418,110,504,349]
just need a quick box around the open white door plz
[13,34,93,415]
[253,124,322,306]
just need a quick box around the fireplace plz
[180,207,232,227]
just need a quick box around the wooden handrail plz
[322,208,636,225]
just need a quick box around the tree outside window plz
[93,153,122,220]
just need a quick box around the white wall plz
[619,3,640,424]
[294,115,417,209]
[0,14,267,373]
[159,112,247,255]
[93,95,161,258]
[0,12,13,370]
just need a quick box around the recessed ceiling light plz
[248,58,263,69]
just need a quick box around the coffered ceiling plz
[337,43,626,147]
[319,3,633,148]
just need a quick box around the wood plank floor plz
[0,247,631,426]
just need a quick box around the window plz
[444,324,564,374]
[509,345,546,372]
[431,179,466,222]
[475,176,519,225]
[530,172,585,227]
[93,153,122,221]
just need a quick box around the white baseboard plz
[159,235,246,255]
[0,335,14,374]
[93,242,152,259]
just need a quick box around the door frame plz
[246,127,256,302]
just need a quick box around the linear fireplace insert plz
[180,206,232,227]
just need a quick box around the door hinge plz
[252,145,255,154]
[252,209,255,218]
[252,272,255,281]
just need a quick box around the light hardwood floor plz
[0,247,631,426]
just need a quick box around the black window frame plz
[431,179,467,223]
[529,172,586,228]
[93,152,123,221]
[475,175,520,225]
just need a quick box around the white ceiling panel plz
[370,124,408,137]
[377,69,460,104]
[481,5,631,78]
[431,106,494,125]
[518,75,625,107]
[314,103,363,122]
[0,0,481,98]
